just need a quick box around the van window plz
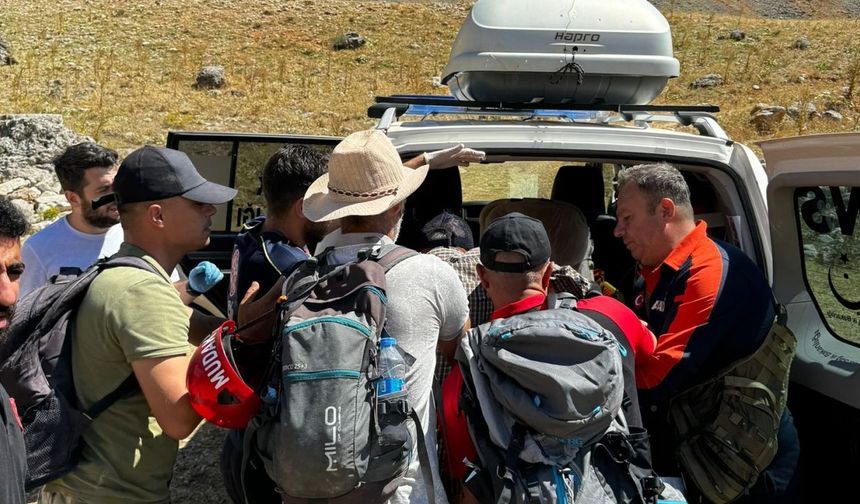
[461,161,615,205]
[796,186,860,346]
[174,139,335,232]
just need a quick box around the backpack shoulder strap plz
[551,291,579,311]
[99,255,160,275]
[83,373,139,420]
[79,255,155,418]
[372,244,419,274]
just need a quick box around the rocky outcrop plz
[0,115,91,233]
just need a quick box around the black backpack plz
[0,256,154,490]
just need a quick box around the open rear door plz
[760,133,860,498]
[166,131,341,317]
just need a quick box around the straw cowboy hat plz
[303,129,429,222]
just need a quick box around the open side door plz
[760,132,860,497]
[166,131,341,317]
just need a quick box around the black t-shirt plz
[227,217,308,321]
[0,384,26,504]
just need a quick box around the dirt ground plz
[171,422,232,503]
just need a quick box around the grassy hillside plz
[1,0,858,154]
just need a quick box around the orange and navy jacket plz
[632,221,775,408]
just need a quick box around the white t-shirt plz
[318,232,469,504]
[20,218,124,297]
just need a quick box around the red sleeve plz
[577,296,655,361]
[635,250,723,390]
[9,398,22,432]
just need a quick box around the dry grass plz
[0,0,858,154]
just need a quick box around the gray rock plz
[35,177,61,193]
[0,36,16,65]
[750,103,786,132]
[823,110,844,121]
[431,76,443,88]
[9,186,41,201]
[729,30,745,41]
[36,193,70,209]
[193,65,226,90]
[333,32,366,51]
[752,84,761,90]
[0,115,90,232]
[793,37,810,50]
[689,74,724,89]
[10,199,35,225]
[787,102,819,120]
[0,178,28,194]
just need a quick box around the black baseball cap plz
[113,146,237,205]
[480,212,551,272]
[419,211,475,250]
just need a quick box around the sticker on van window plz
[234,203,264,228]
[797,186,860,345]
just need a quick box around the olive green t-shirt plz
[45,243,190,504]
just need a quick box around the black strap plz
[410,409,436,504]
[239,416,264,504]
[78,256,162,419]
[83,372,139,420]
[497,423,527,504]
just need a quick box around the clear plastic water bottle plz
[376,337,407,397]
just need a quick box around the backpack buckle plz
[642,475,665,498]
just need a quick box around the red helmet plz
[187,321,261,429]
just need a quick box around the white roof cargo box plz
[441,0,680,105]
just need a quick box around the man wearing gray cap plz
[41,146,237,504]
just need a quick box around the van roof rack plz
[369,95,727,139]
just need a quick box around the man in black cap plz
[475,212,653,423]
[41,146,237,504]
[440,213,657,501]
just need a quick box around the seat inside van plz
[479,197,592,279]
[400,166,463,250]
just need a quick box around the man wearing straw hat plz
[305,129,470,504]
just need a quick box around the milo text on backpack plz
[456,307,662,504]
[245,245,433,504]
[0,257,152,490]
[669,316,796,503]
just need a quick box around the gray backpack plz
[456,307,661,504]
[245,245,434,503]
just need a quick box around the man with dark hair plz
[226,144,331,321]
[20,142,122,296]
[222,144,331,504]
[0,197,29,504]
[40,146,238,504]
[614,162,800,502]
